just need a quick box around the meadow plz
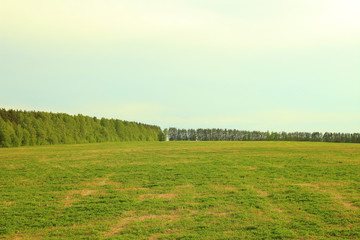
[0,141,359,239]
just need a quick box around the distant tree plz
[0,117,11,147]
[311,132,321,142]
[163,128,169,141]
[187,129,196,141]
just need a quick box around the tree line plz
[168,128,360,143]
[1,108,359,148]
[0,108,166,147]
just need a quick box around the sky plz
[1,0,359,132]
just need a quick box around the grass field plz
[0,141,359,239]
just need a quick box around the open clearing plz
[0,141,359,239]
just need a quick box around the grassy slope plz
[0,141,359,239]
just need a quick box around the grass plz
[0,141,359,239]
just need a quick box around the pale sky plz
[1,0,359,132]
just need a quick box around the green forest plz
[1,108,359,148]
[168,128,360,143]
[0,109,165,147]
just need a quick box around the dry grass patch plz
[80,173,120,187]
[257,190,269,197]
[4,164,21,170]
[318,163,345,167]
[52,164,66,170]
[244,166,258,170]
[174,184,201,198]
[115,187,148,191]
[249,208,273,221]
[7,236,43,240]
[67,154,101,161]
[104,212,180,238]
[81,180,107,187]
[205,209,231,218]
[294,183,359,210]
[185,201,200,206]
[330,193,359,210]
[317,181,349,187]
[294,183,319,188]
[246,185,269,196]
[148,229,182,240]
[340,201,359,210]
[157,159,197,165]
[6,231,44,240]
[128,161,149,166]
[294,182,350,190]
[176,184,193,189]
[80,180,121,187]
[139,193,177,200]
[211,184,238,192]
[63,189,98,207]
[288,205,317,221]
[269,164,285,168]
[271,207,285,213]
[4,201,15,206]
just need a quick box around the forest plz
[0,109,165,147]
[1,108,359,148]
[168,128,360,143]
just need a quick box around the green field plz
[1,142,359,239]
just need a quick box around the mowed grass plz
[0,141,359,239]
